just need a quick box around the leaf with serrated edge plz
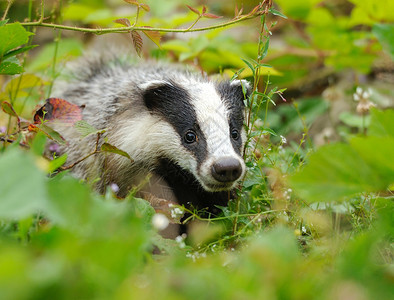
[140,3,150,12]
[101,143,133,160]
[141,27,161,48]
[74,120,105,138]
[28,124,67,145]
[1,101,18,118]
[130,30,143,57]
[114,18,131,27]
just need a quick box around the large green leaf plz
[369,108,394,137]
[0,57,23,75]
[290,143,381,202]
[290,109,394,202]
[372,23,394,59]
[0,149,48,219]
[0,23,32,57]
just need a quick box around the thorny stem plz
[19,4,270,34]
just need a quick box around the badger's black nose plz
[211,158,242,183]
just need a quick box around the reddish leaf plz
[1,101,20,128]
[202,5,207,14]
[130,30,143,57]
[33,98,84,125]
[235,4,244,17]
[123,0,139,6]
[202,13,222,19]
[141,26,161,48]
[247,4,263,17]
[1,101,19,118]
[140,3,150,12]
[186,5,200,15]
[114,18,131,27]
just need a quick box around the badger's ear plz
[140,80,173,111]
[140,80,190,112]
[217,79,252,107]
[230,79,252,101]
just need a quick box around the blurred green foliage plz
[0,0,393,299]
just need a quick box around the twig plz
[60,132,102,171]
[1,0,14,21]
[20,10,267,35]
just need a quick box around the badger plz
[50,53,251,217]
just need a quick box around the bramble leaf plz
[130,30,143,57]
[0,23,33,56]
[101,143,133,160]
[34,98,84,125]
[141,27,161,48]
[74,120,105,138]
[114,18,131,27]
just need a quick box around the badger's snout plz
[211,157,242,183]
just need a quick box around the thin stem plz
[20,12,265,35]
[1,0,14,21]
[186,15,202,31]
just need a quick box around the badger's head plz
[138,77,251,192]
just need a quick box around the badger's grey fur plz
[51,53,250,214]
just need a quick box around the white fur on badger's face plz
[141,78,250,192]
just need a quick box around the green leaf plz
[74,120,104,138]
[0,149,48,219]
[2,45,37,60]
[0,57,23,75]
[350,136,394,182]
[339,111,370,129]
[241,58,255,77]
[1,101,19,118]
[48,154,68,173]
[372,23,394,59]
[29,124,67,145]
[259,38,270,60]
[290,143,383,202]
[101,143,132,160]
[30,132,47,156]
[0,19,8,26]
[369,108,394,137]
[0,23,32,57]
[269,8,288,19]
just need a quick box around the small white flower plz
[353,93,360,101]
[171,207,184,219]
[175,235,186,248]
[302,226,307,234]
[110,183,119,193]
[152,213,169,231]
[356,86,363,94]
[280,135,287,144]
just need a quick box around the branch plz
[19,7,268,35]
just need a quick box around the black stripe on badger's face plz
[142,81,208,165]
[216,81,249,154]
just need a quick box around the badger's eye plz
[231,129,239,140]
[184,130,197,144]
